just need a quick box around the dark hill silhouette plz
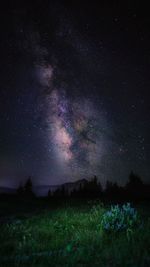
[0,172,150,201]
[34,178,88,196]
[0,187,16,195]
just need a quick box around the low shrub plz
[101,202,140,232]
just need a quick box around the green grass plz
[0,198,150,267]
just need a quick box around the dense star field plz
[0,1,149,188]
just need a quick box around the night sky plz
[0,1,150,188]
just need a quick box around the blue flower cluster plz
[101,203,138,232]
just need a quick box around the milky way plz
[0,1,149,187]
[36,64,111,184]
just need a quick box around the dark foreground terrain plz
[0,197,150,267]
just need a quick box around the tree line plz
[15,172,150,201]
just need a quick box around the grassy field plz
[0,198,150,267]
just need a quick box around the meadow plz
[0,197,150,267]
